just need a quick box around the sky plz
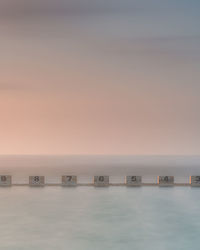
[0,0,200,155]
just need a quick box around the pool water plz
[0,186,199,250]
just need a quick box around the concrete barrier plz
[0,175,198,187]
[126,176,142,186]
[29,176,45,186]
[94,176,109,187]
[190,176,200,187]
[0,175,12,186]
[62,175,77,186]
[158,176,174,186]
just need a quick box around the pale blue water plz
[1,186,200,250]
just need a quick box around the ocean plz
[1,155,200,249]
[0,155,200,184]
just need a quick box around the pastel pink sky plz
[0,0,200,154]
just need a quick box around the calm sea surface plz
[0,155,200,184]
[1,186,200,250]
[0,155,200,179]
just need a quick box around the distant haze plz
[0,0,200,154]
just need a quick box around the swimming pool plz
[0,186,199,250]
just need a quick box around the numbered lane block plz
[126,176,142,186]
[158,176,174,186]
[190,176,200,187]
[29,176,45,186]
[94,176,109,187]
[62,175,77,186]
[0,175,12,186]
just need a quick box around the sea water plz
[0,186,200,250]
[0,155,200,184]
